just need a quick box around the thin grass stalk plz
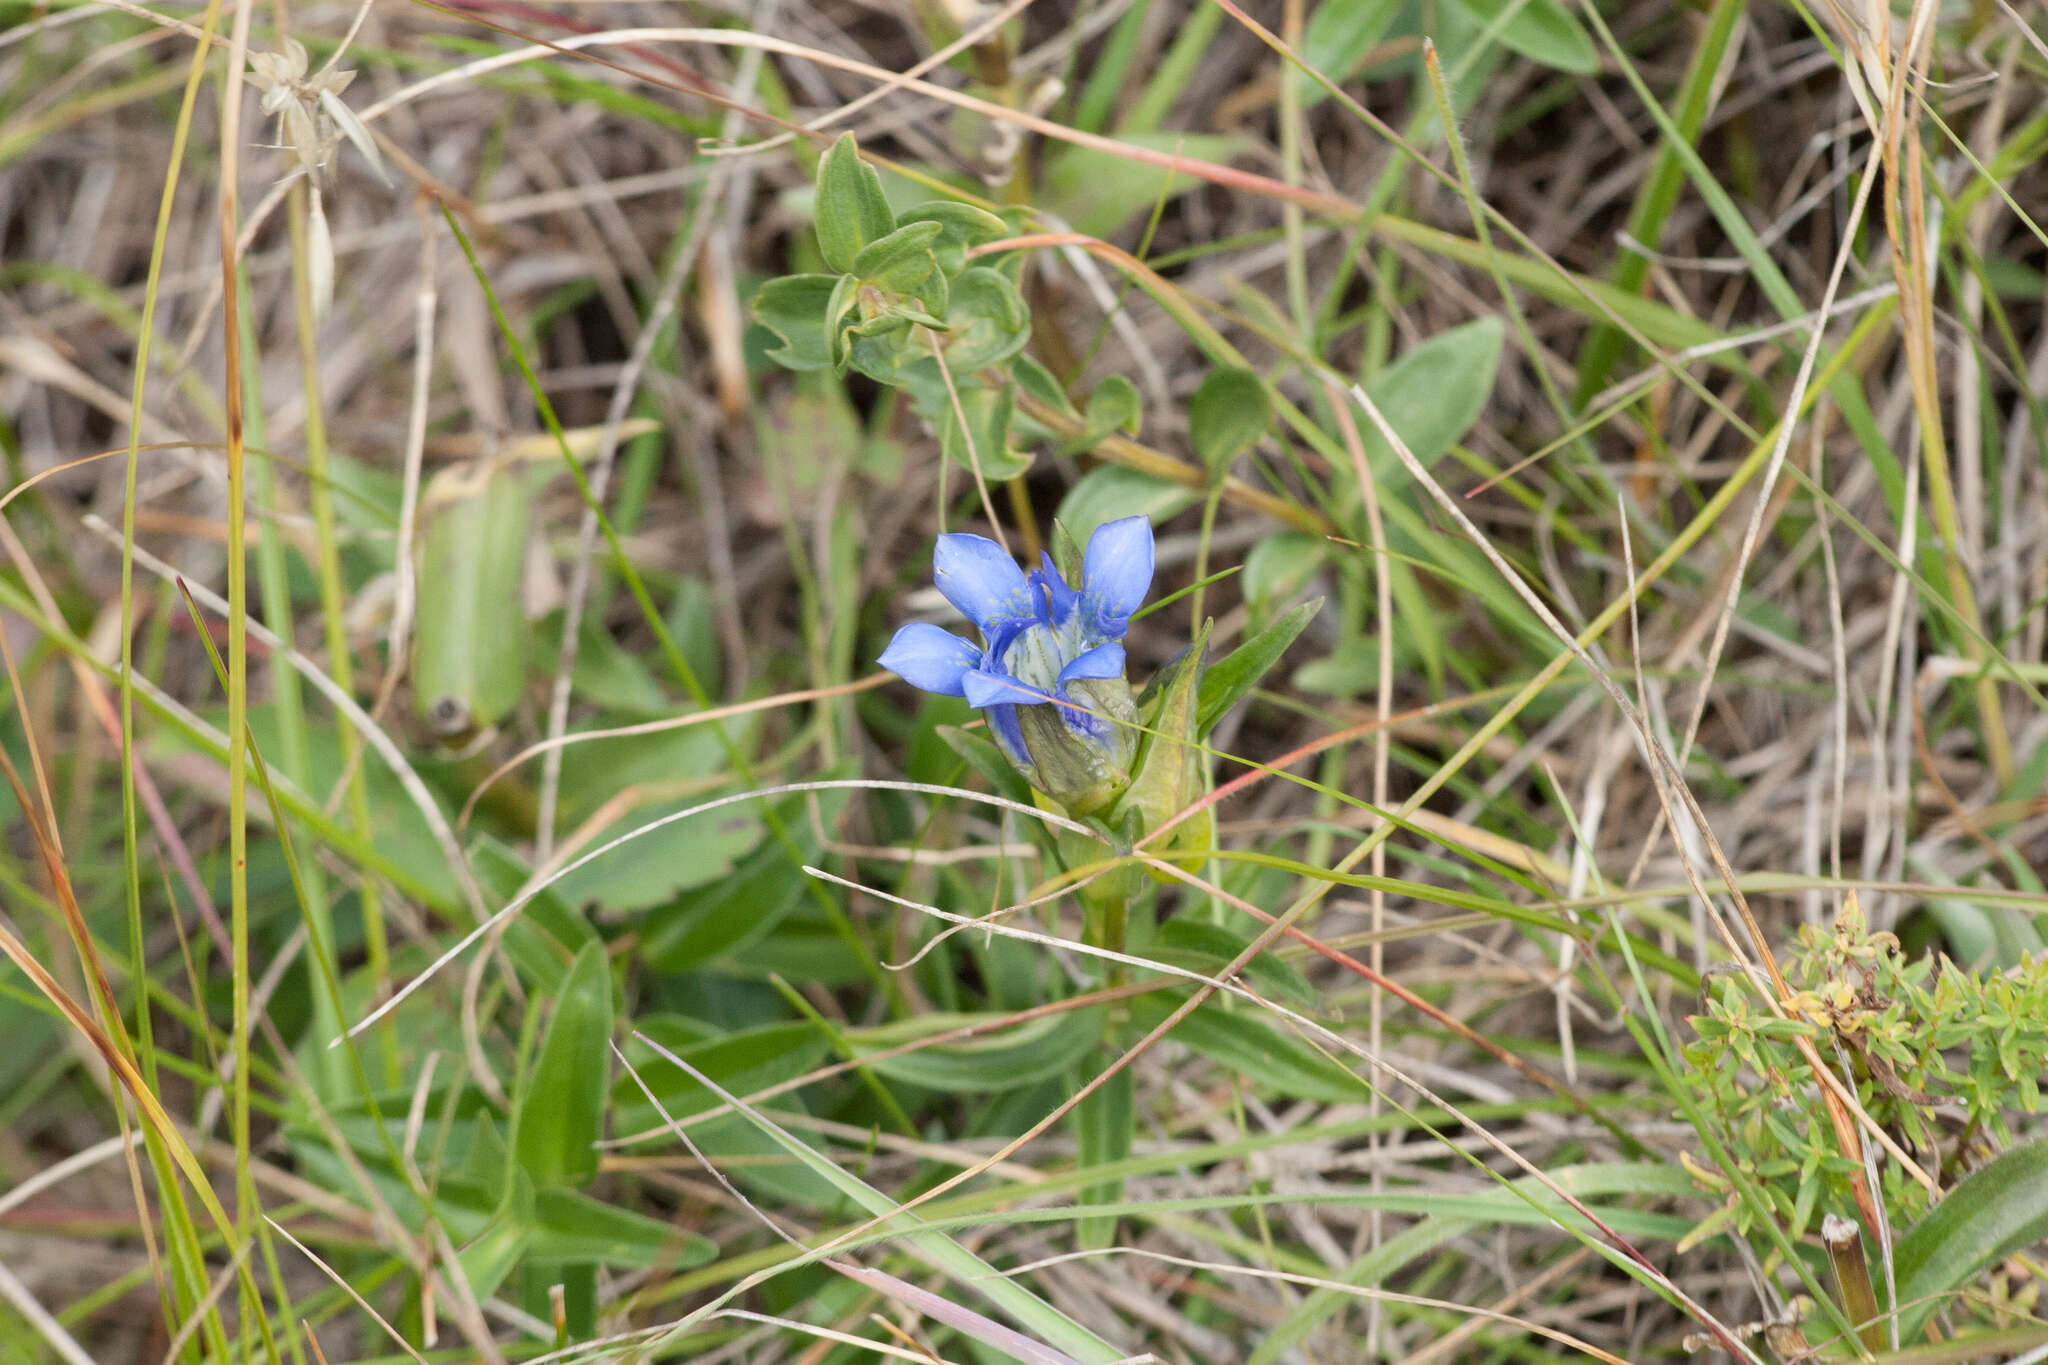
[238,265,349,1107]
[213,3,272,1353]
[286,174,396,1086]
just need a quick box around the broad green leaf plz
[750,273,840,373]
[1447,0,1598,74]
[1893,1138,2048,1342]
[1188,366,1270,476]
[938,266,1030,371]
[1074,1061,1133,1250]
[554,712,745,824]
[613,1019,831,1131]
[1141,916,1317,1011]
[1242,532,1329,623]
[1354,316,1503,493]
[534,609,669,716]
[850,1007,1106,1094]
[938,381,1030,481]
[1082,374,1142,440]
[471,837,598,996]
[512,941,612,1188]
[1197,598,1322,737]
[528,1187,714,1269]
[814,133,894,272]
[1055,466,1199,546]
[1293,0,1402,105]
[414,462,531,731]
[851,219,942,293]
[461,1169,533,1301]
[550,791,766,915]
[637,787,846,971]
[292,1145,713,1272]
[894,200,1011,276]
[663,574,723,695]
[1009,351,1080,423]
[1116,621,1212,865]
[1130,990,1365,1103]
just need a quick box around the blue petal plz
[878,622,980,697]
[1060,702,1114,747]
[983,702,1033,773]
[1080,516,1154,637]
[934,533,1038,636]
[1056,640,1125,687]
[1028,552,1078,626]
[962,667,1052,709]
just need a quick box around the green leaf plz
[1893,1138,2048,1342]
[511,941,612,1189]
[938,381,1031,482]
[1188,366,1270,476]
[613,1019,831,1131]
[471,837,599,996]
[1115,621,1211,861]
[414,463,531,732]
[1242,532,1329,622]
[1074,1060,1132,1250]
[814,133,894,272]
[551,792,766,914]
[1355,316,1503,491]
[528,1188,713,1269]
[893,200,1010,276]
[1009,351,1080,423]
[461,1170,532,1301]
[938,266,1031,371]
[1293,0,1402,105]
[850,1008,1106,1093]
[824,271,864,373]
[1197,598,1322,738]
[852,219,943,293]
[534,609,669,716]
[1446,0,1598,75]
[663,575,723,696]
[750,273,840,373]
[1129,990,1365,1103]
[1082,374,1142,441]
[1055,466,1199,546]
[637,787,844,971]
[1144,916,1318,1011]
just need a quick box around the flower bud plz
[1010,675,1138,816]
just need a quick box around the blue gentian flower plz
[880,516,1155,814]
